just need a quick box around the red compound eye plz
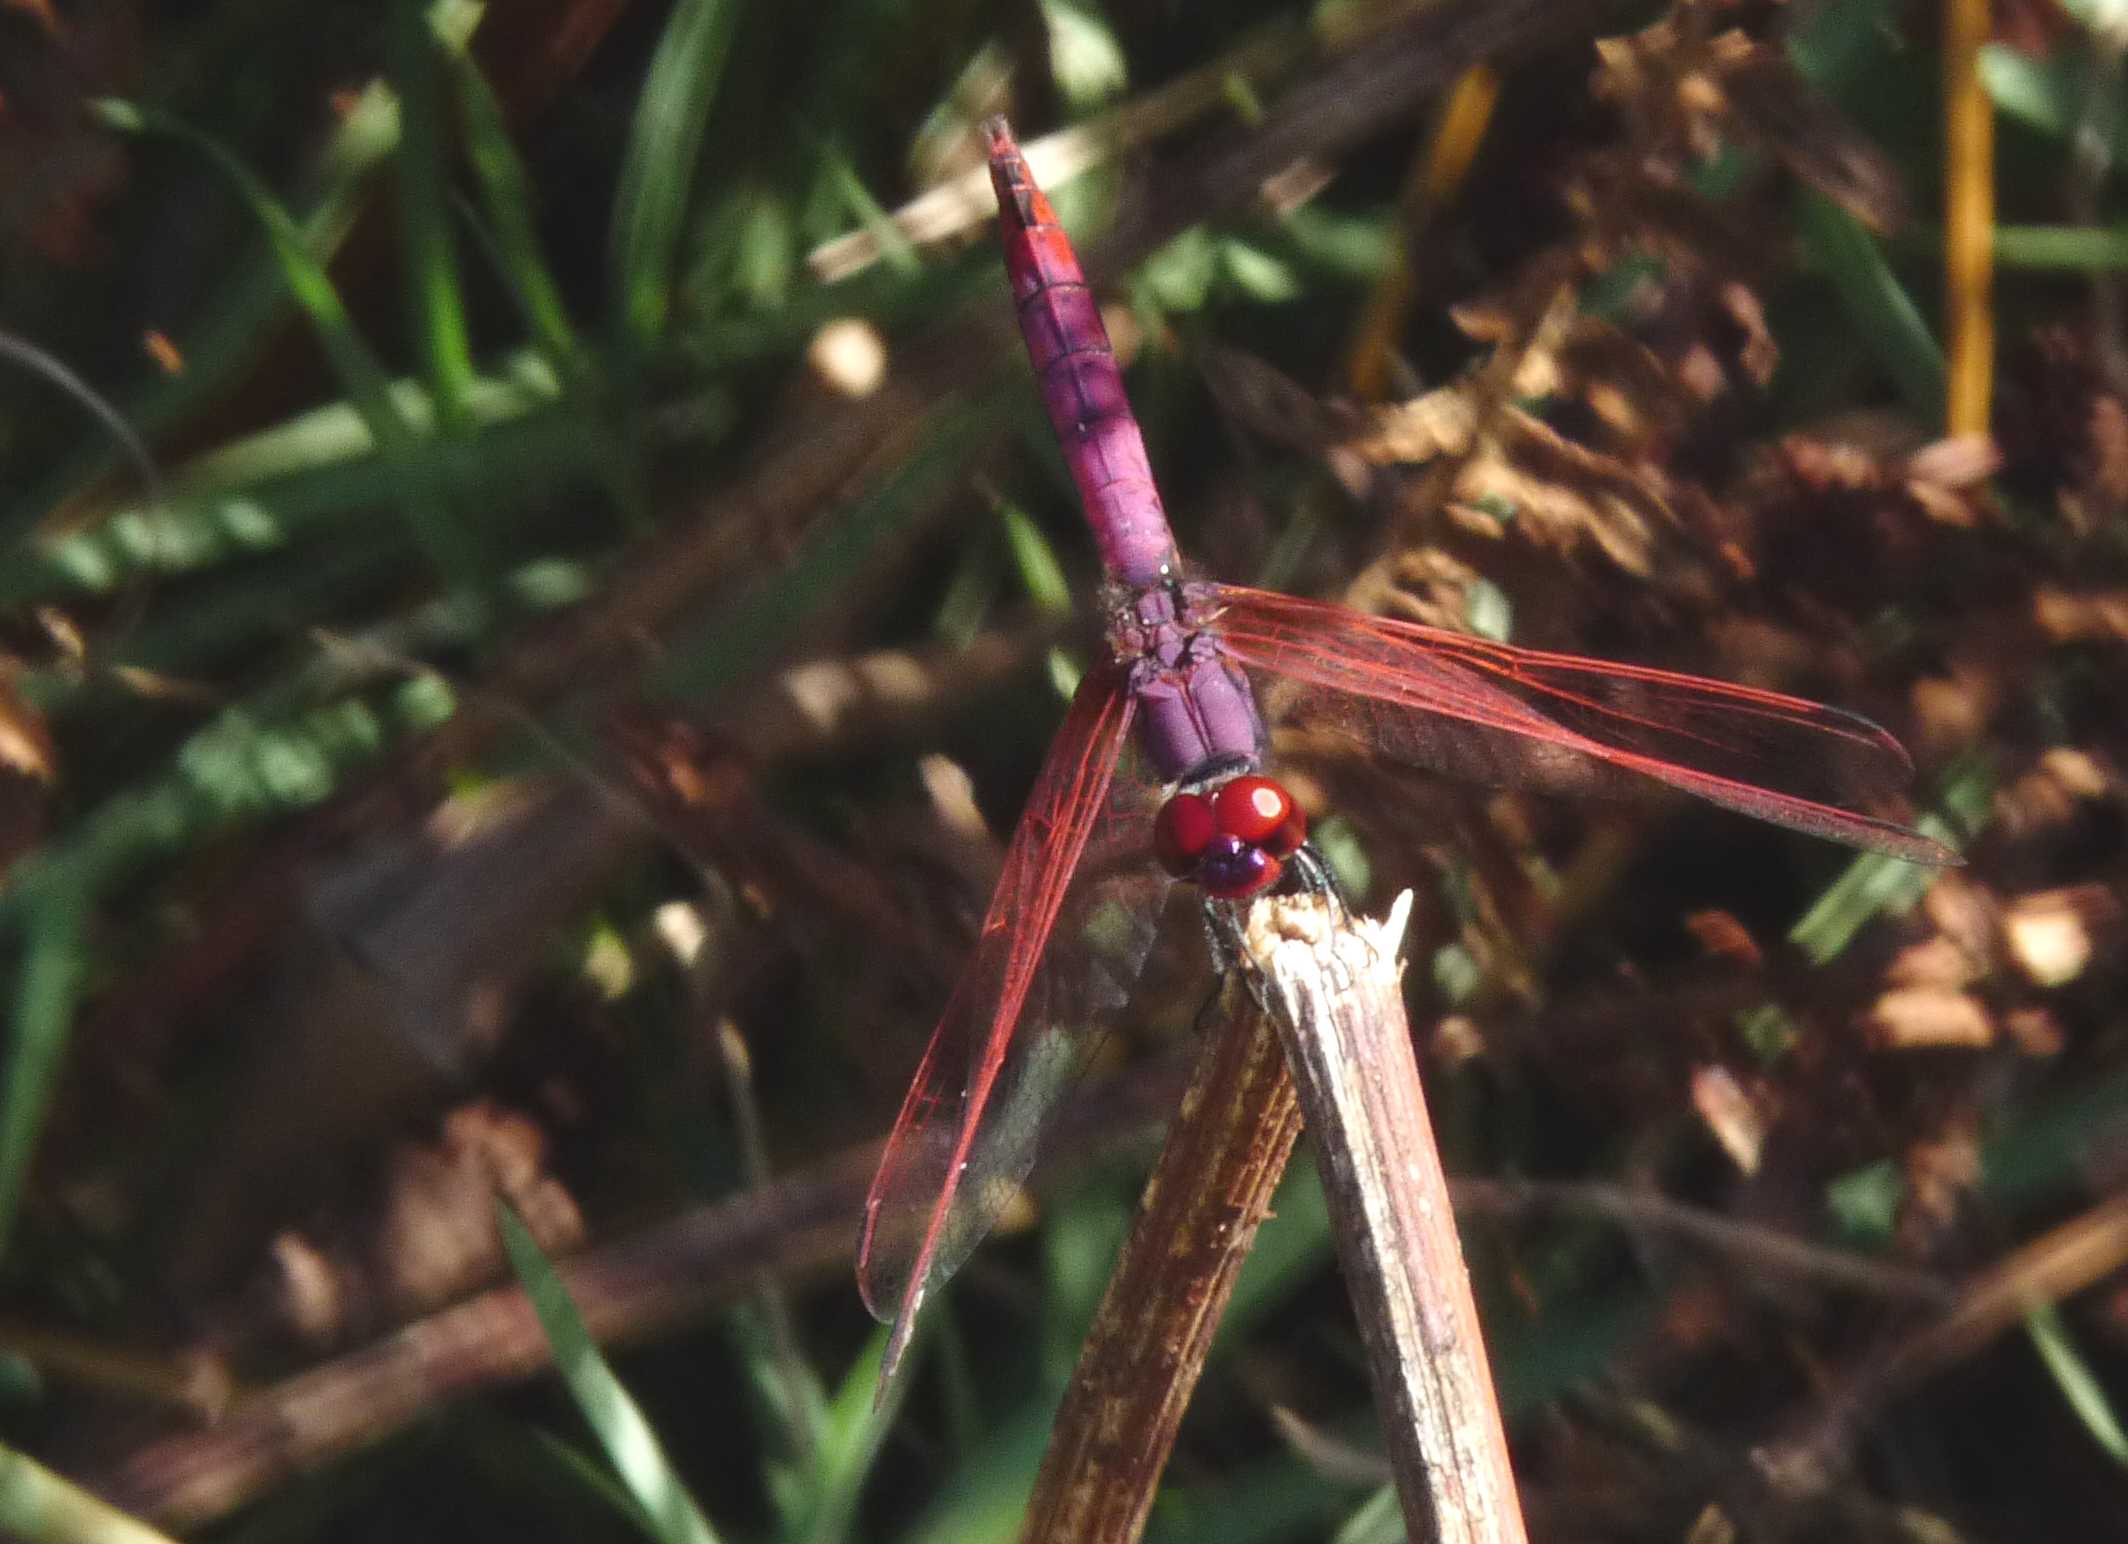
[1213,775,1300,846]
[1153,792,1216,877]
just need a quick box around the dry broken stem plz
[1247,890,1527,1544]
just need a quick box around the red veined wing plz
[859,658,1175,1389]
[1206,584,1954,865]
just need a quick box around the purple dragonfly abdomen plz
[987,121,1179,589]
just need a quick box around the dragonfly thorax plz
[1153,773,1308,900]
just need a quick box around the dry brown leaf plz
[1690,1063,1767,1173]
[1866,987,1994,1051]
[2003,885,2124,988]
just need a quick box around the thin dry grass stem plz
[1244,891,1528,1544]
[1449,1179,1954,1305]
[1942,0,1995,436]
[1109,0,1632,269]
[1345,64,1503,403]
[91,1149,872,1528]
[1020,969,1304,1544]
[85,1060,1199,1531]
[805,26,1303,283]
[1756,1190,2128,1498]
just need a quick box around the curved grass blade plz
[391,0,478,431]
[610,0,741,354]
[496,1202,725,1544]
[0,876,87,1258]
[0,1434,178,1544]
[91,99,484,591]
[1796,188,1944,421]
[783,1328,897,1544]
[2027,1301,2128,1467]
[452,58,589,376]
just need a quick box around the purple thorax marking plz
[1113,584,1266,784]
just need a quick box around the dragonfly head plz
[1153,774,1308,900]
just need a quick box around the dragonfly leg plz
[1202,896,1245,977]
[1287,843,1351,925]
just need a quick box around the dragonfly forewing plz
[1209,584,1954,865]
[859,663,1174,1386]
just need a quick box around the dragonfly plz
[858,117,1954,1386]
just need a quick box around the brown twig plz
[83,1055,1196,1530]
[1246,891,1527,1544]
[1449,1178,1955,1306]
[1020,966,1305,1543]
[89,1149,870,1528]
[1755,1189,2128,1498]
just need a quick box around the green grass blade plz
[453,57,588,371]
[610,0,743,354]
[1795,189,1944,421]
[5,82,394,540]
[496,1203,726,1544]
[0,1435,179,1544]
[0,877,87,1258]
[1790,757,1990,965]
[92,99,485,591]
[1992,225,2128,269]
[649,398,995,704]
[2027,1302,2128,1467]
[997,498,1073,615]
[783,1329,896,1544]
[391,0,479,431]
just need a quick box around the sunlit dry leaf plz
[0,676,57,783]
[1885,935,1984,990]
[1691,1064,1766,1174]
[1684,909,1760,967]
[2034,588,2128,643]
[1592,5,1905,230]
[807,317,887,398]
[1910,674,1992,756]
[1684,1503,1739,1544]
[2004,885,2124,988]
[376,1101,582,1318]
[1900,1118,1983,1250]
[267,1231,346,1348]
[1432,1014,1487,1067]
[1866,987,1994,1050]
[1923,872,2003,967]
[1995,747,2124,842]
[141,327,183,374]
[2003,1006,2067,1058]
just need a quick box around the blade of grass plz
[783,1329,897,1544]
[457,1408,674,1535]
[9,3,485,538]
[2026,1301,2128,1467]
[496,1202,726,1544]
[648,397,995,704]
[0,1436,179,1544]
[1992,224,2128,269]
[92,99,485,592]
[610,0,742,355]
[6,361,569,611]
[391,0,479,433]
[1795,189,1945,422]
[996,497,1073,616]
[1790,756,1990,965]
[0,877,87,1258]
[452,57,591,376]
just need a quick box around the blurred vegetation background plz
[1,0,2126,1538]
